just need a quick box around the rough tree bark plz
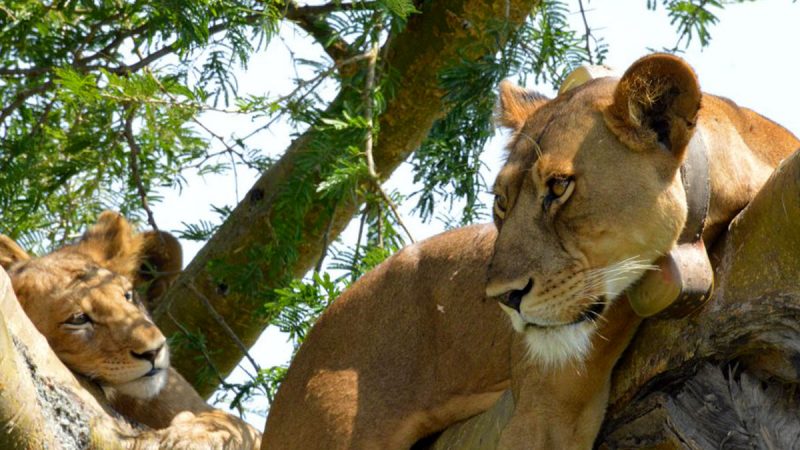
[429,150,800,448]
[151,0,541,396]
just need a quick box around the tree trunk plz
[152,0,541,397]
[430,149,800,448]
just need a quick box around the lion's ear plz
[136,231,183,309]
[78,211,143,277]
[496,80,549,131]
[0,235,30,270]
[605,53,701,159]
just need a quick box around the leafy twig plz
[577,0,595,64]
[315,201,339,273]
[362,38,416,244]
[289,1,379,17]
[0,82,53,126]
[372,182,415,243]
[351,209,367,282]
[123,110,160,233]
[166,309,227,385]
[185,282,262,376]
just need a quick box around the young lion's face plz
[1,212,176,399]
[10,252,169,398]
[487,55,701,366]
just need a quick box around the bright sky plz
[151,0,800,427]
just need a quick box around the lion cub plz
[0,211,260,449]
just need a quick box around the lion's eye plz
[543,176,575,212]
[64,313,92,327]
[494,193,508,219]
[124,290,134,302]
[549,177,570,197]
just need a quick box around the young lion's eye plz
[64,313,92,327]
[124,290,134,302]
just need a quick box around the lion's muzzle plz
[499,279,532,312]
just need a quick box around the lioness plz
[0,211,261,449]
[262,54,798,450]
[486,53,799,448]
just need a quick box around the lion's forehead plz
[14,252,141,319]
[508,87,616,177]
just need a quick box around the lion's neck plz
[699,101,799,243]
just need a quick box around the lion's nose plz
[131,344,164,364]
[498,279,533,313]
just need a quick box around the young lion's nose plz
[131,344,164,364]
[498,279,533,312]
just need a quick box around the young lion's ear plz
[0,235,30,270]
[136,231,183,309]
[605,53,701,160]
[496,80,549,131]
[78,211,143,277]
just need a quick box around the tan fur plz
[263,225,513,449]
[487,54,799,447]
[137,230,184,310]
[0,212,260,449]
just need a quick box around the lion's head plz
[0,211,182,399]
[486,54,702,366]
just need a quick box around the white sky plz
[151,0,800,427]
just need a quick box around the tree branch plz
[0,82,53,126]
[76,23,150,69]
[0,11,266,80]
[0,66,51,77]
[290,1,380,16]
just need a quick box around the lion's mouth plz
[522,299,607,329]
[142,367,163,378]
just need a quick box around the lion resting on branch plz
[262,54,800,449]
[0,212,260,449]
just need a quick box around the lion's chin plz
[521,323,594,368]
[500,303,594,368]
[103,369,168,400]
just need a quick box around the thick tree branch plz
[0,284,58,449]
[154,0,541,397]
